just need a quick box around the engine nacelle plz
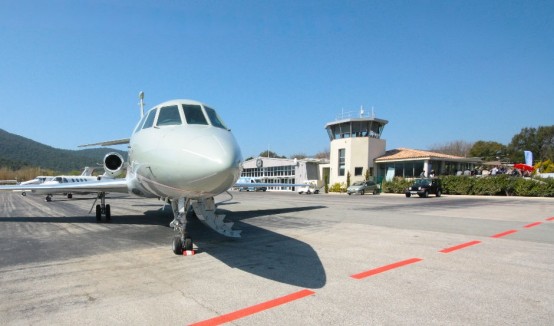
[103,152,125,178]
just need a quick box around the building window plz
[355,167,363,176]
[338,149,345,176]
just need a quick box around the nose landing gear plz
[170,198,194,255]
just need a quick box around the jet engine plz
[103,152,125,178]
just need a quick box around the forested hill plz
[0,128,127,172]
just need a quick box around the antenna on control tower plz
[139,91,145,118]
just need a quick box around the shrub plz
[329,182,347,193]
[381,175,554,197]
[535,160,554,173]
[441,176,475,195]
[382,178,411,194]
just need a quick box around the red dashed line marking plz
[439,240,481,253]
[189,289,315,326]
[350,258,423,280]
[524,221,542,228]
[491,230,518,238]
[191,215,550,325]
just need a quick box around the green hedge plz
[382,175,554,197]
[381,177,412,194]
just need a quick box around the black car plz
[405,178,442,198]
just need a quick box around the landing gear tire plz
[45,195,52,202]
[93,192,112,222]
[105,204,111,222]
[172,236,183,255]
[96,205,102,222]
[184,237,193,251]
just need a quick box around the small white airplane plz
[0,93,299,255]
[17,167,106,201]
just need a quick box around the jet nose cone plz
[177,128,242,194]
[131,125,243,198]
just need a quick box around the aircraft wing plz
[0,178,129,194]
[78,138,130,147]
[234,182,307,188]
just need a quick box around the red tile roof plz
[375,148,466,162]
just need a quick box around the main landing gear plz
[94,192,111,222]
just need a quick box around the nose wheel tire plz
[172,236,183,255]
[172,236,193,255]
[184,237,193,251]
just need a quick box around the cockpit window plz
[142,108,157,129]
[157,105,182,126]
[182,104,208,125]
[204,106,228,129]
[133,114,147,133]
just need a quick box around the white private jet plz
[17,167,106,201]
[0,93,298,255]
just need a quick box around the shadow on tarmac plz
[0,203,327,289]
[188,205,328,289]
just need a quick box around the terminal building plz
[240,108,480,190]
[241,157,324,191]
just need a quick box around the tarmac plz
[0,190,553,325]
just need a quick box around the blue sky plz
[1,0,552,158]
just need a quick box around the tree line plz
[430,125,554,164]
[0,128,126,180]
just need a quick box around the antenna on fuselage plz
[138,91,145,118]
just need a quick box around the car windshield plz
[352,182,364,186]
[414,179,431,186]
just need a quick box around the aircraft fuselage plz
[125,99,243,199]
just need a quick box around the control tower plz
[324,109,388,185]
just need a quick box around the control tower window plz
[157,105,182,126]
[182,104,208,125]
[338,149,346,176]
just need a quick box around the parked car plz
[405,178,442,198]
[347,181,379,195]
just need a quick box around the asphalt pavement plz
[0,191,552,325]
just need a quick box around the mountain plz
[0,129,127,172]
